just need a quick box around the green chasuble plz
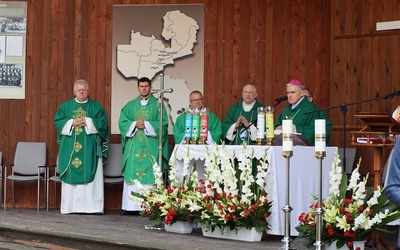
[54,98,110,185]
[118,96,169,185]
[173,111,222,144]
[274,97,332,145]
[222,100,264,145]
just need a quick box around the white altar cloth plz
[169,144,337,236]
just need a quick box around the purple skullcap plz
[287,79,303,86]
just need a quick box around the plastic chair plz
[46,156,60,211]
[103,144,123,185]
[3,142,46,210]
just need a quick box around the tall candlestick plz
[314,119,326,250]
[282,119,293,152]
[315,119,326,156]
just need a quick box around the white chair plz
[46,156,60,211]
[103,144,123,185]
[3,142,46,210]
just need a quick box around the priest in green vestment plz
[119,77,169,213]
[173,90,222,144]
[222,84,264,145]
[54,79,109,214]
[274,79,332,145]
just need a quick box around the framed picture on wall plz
[0,1,27,99]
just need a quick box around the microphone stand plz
[303,91,399,172]
[274,100,282,107]
[151,73,173,183]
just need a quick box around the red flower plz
[298,213,306,222]
[343,231,356,238]
[357,206,364,212]
[327,228,334,235]
[345,212,351,221]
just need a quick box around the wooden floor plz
[0,209,398,250]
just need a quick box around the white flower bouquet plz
[296,151,400,249]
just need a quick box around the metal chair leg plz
[3,169,6,210]
[37,172,40,211]
[11,180,14,209]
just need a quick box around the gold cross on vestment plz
[135,148,147,162]
[74,142,83,152]
[75,126,83,135]
[73,107,87,119]
[136,107,149,120]
[72,158,82,168]
[136,168,146,181]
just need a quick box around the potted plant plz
[130,151,203,233]
[295,151,400,249]
[195,143,273,242]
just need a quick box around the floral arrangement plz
[196,143,273,233]
[295,151,400,249]
[130,143,273,234]
[130,151,203,226]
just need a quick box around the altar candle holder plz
[314,119,326,250]
[281,120,295,250]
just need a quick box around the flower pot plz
[353,240,366,250]
[325,240,350,250]
[164,221,193,234]
[201,226,262,242]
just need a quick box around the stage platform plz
[0,209,397,249]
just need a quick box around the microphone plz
[233,119,257,135]
[384,91,400,99]
[275,96,288,102]
[243,119,257,131]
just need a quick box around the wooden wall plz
[0,0,398,209]
[330,0,400,185]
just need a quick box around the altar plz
[169,144,337,236]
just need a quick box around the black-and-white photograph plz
[4,17,26,33]
[0,63,22,87]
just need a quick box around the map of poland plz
[117,10,199,79]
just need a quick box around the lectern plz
[351,113,400,250]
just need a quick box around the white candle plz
[282,119,293,151]
[315,119,326,152]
